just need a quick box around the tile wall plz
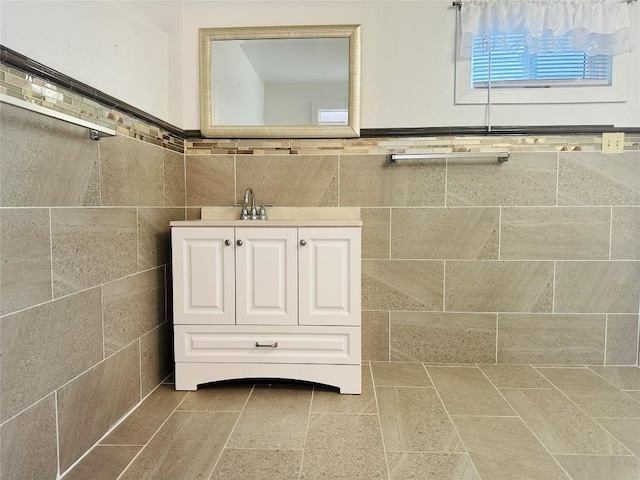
[183,151,640,366]
[0,103,183,479]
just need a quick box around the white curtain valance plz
[459,0,634,57]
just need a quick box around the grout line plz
[442,260,446,312]
[369,363,392,480]
[421,364,483,479]
[233,154,237,204]
[388,207,392,259]
[138,338,143,401]
[98,142,102,206]
[101,286,105,360]
[551,261,556,314]
[532,366,637,457]
[495,313,499,363]
[115,387,193,480]
[444,157,448,207]
[555,152,560,206]
[59,380,179,479]
[604,314,609,365]
[161,152,166,207]
[182,151,187,208]
[208,384,256,479]
[298,384,315,480]
[608,206,613,261]
[49,207,54,300]
[54,391,61,478]
[387,311,391,362]
[135,207,140,272]
[497,206,502,260]
[477,367,574,479]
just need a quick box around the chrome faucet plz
[240,188,255,220]
[238,187,272,220]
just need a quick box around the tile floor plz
[63,364,640,480]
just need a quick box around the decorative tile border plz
[186,134,640,155]
[0,62,184,153]
[2,58,639,157]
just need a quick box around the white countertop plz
[171,207,362,227]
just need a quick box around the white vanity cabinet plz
[171,211,361,394]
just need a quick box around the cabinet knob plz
[236,240,243,246]
[300,240,307,246]
[224,239,231,246]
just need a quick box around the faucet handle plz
[233,203,243,207]
[258,203,273,220]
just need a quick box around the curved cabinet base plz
[175,363,362,394]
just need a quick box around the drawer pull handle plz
[255,341,278,348]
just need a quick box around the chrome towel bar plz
[0,93,116,140]
[388,152,509,163]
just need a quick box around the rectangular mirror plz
[199,25,361,138]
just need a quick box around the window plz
[470,34,613,89]
[317,108,349,125]
[455,0,631,108]
[456,41,627,104]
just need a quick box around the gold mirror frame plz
[199,24,361,138]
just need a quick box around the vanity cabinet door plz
[235,227,298,325]
[171,227,235,325]
[298,227,361,326]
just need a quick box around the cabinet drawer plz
[174,325,360,365]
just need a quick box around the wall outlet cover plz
[602,132,625,153]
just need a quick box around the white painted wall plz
[0,0,184,127]
[1,0,638,130]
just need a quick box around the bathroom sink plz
[172,207,361,227]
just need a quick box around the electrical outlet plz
[602,132,625,153]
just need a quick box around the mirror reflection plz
[212,38,349,126]
[199,25,361,138]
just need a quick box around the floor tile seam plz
[309,411,380,416]
[533,366,640,421]
[385,449,474,454]
[476,366,575,479]
[591,415,640,419]
[420,363,483,480]
[448,414,521,418]
[369,363,393,480]
[59,381,179,478]
[519,374,638,457]
[97,443,146,447]
[219,446,305,452]
[497,387,557,390]
[551,453,637,457]
[175,409,245,413]
[374,385,435,389]
[298,385,316,480]
[207,384,256,480]
[585,366,640,392]
[114,388,194,480]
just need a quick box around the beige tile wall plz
[185,150,640,367]
[0,103,181,479]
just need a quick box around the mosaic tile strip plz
[0,62,184,154]
[186,134,640,155]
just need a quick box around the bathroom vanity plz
[170,207,362,394]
